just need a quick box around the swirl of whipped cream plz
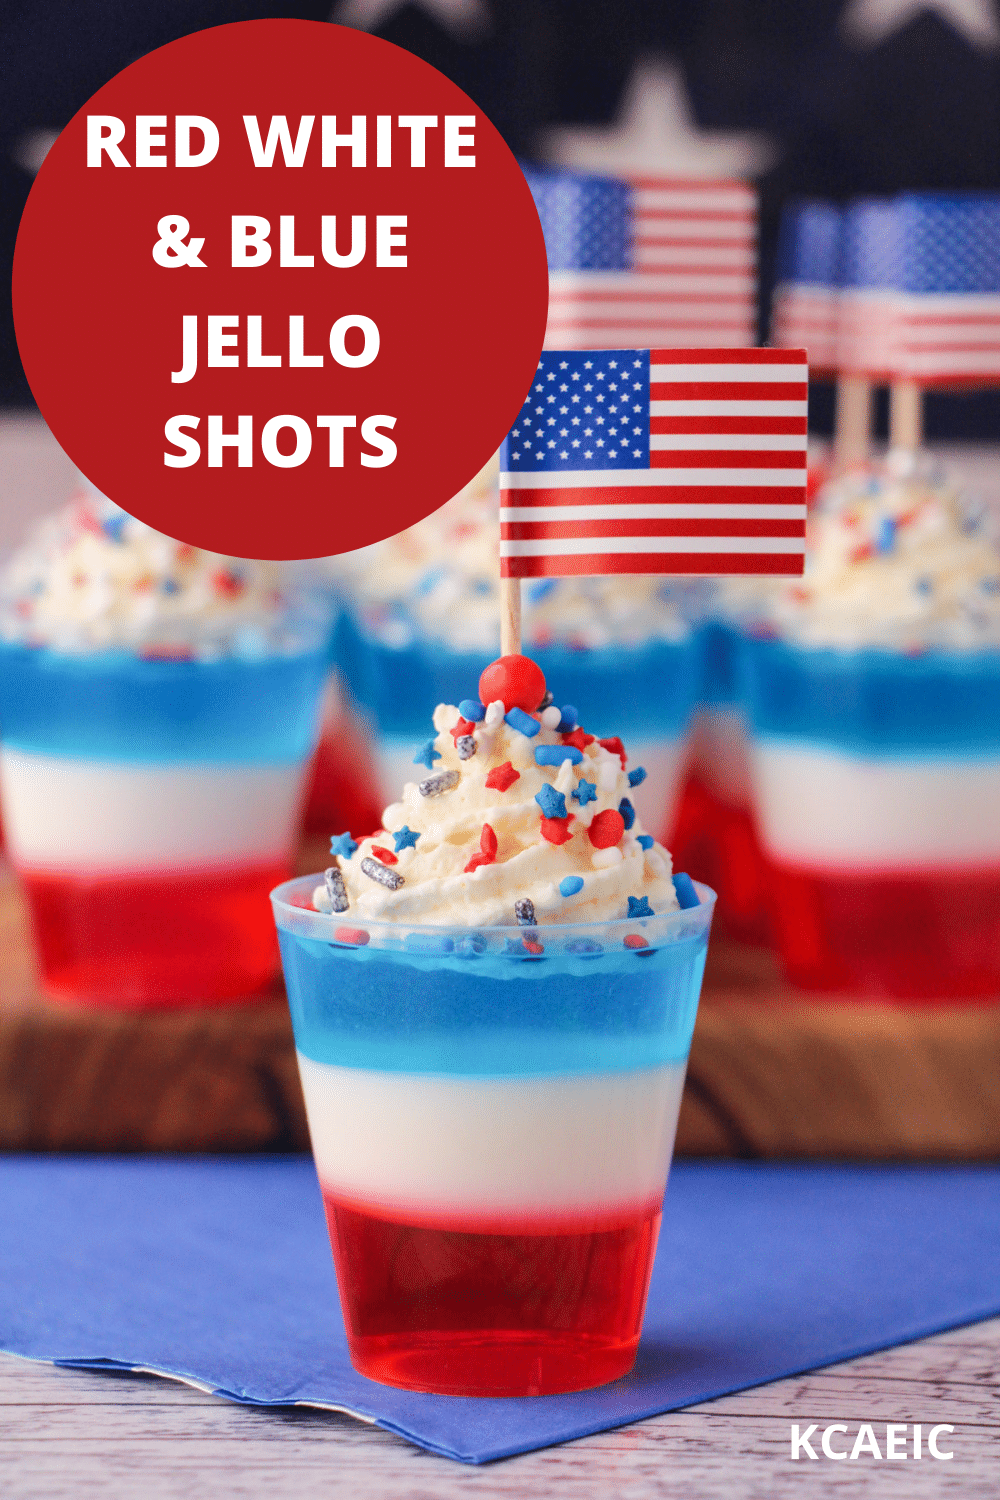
[0,487,331,658]
[317,698,678,927]
[751,458,1000,651]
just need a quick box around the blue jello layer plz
[697,621,741,708]
[0,644,330,763]
[334,615,699,740]
[279,927,707,1077]
[739,637,1000,756]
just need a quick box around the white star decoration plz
[540,55,776,178]
[840,0,1000,47]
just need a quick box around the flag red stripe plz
[548,292,754,305]
[648,382,808,400]
[649,450,806,469]
[648,347,806,363]
[502,554,804,577]
[501,485,807,505]
[650,415,807,435]
[502,519,805,540]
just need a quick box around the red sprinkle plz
[213,568,245,597]
[371,845,397,865]
[588,809,625,848]
[562,726,595,752]
[624,934,649,950]
[540,815,574,845]
[485,762,520,792]
[334,927,370,946]
[523,938,545,956]
[464,823,498,873]
[599,736,627,769]
[450,716,476,744]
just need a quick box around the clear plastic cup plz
[272,874,715,1397]
[0,644,330,1007]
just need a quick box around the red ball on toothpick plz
[478,655,547,714]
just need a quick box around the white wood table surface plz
[2,1316,997,1498]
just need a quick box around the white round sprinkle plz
[484,699,505,726]
[541,705,562,729]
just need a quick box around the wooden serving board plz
[2,852,999,1160]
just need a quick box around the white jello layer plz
[0,749,307,872]
[375,732,686,843]
[298,1054,686,1225]
[753,741,1000,869]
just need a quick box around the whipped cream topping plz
[0,488,331,658]
[314,697,678,927]
[754,458,1000,651]
[329,456,692,653]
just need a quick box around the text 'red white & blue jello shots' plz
[272,652,714,1397]
[0,489,333,1007]
[740,458,1000,999]
[326,459,701,841]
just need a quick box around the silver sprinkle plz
[323,866,349,913]
[538,689,554,710]
[456,734,477,760]
[419,769,460,797]
[515,897,536,926]
[360,856,404,890]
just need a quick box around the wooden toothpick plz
[500,575,521,657]
[833,373,873,474]
[889,380,923,453]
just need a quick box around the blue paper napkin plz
[2,1156,998,1464]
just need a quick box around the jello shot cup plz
[0,642,330,1007]
[272,876,714,1397]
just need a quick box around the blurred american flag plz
[770,200,841,376]
[523,166,757,350]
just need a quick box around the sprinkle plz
[540,705,563,730]
[413,739,441,769]
[914,576,934,596]
[450,716,476,744]
[457,933,487,957]
[535,785,568,820]
[484,700,506,727]
[624,934,650,951]
[160,578,180,595]
[515,898,536,926]
[538,688,555,710]
[618,797,636,830]
[101,514,128,543]
[982,577,1000,595]
[588,809,625,848]
[361,856,404,890]
[392,826,420,852]
[672,873,700,909]
[638,834,654,850]
[599,736,627,769]
[329,832,358,859]
[523,938,545,956]
[334,926,369,946]
[504,937,527,955]
[458,699,485,722]
[505,707,540,737]
[371,845,398,865]
[456,735,477,760]
[628,766,647,788]
[535,744,583,768]
[540,815,574,845]
[875,517,897,554]
[567,938,602,957]
[528,579,557,604]
[627,895,654,918]
[465,823,498,873]
[419,769,460,797]
[213,568,245,597]
[485,761,520,792]
[323,867,349,912]
[557,705,578,732]
[561,726,594,752]
[404,933,454,953]
[572,779,598,806]
[559,876,584,897]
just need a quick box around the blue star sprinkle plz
[637,834,654,850]
[628,766,647,788]
[627,895,654,918]
[413,738,441,769]
[559,875,584,897]
[505,707,540,737]
[392,826,421,852]
[329,831,358,860]
[618,797,636,830]
[672,873,700,910]
[535,784,568,820]
[572,779,598,806]
[535,744,582,767]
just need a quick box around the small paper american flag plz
[770,200,841,377]
[523,166,757,350]
[499,348,807,578]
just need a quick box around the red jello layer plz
[21,860,290,1008]
[323,1193,661,1396]
[669,773,772,945]
[768,862,1000,1001]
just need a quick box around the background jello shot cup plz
[0,492,333,1007]
[273,878,714,1397]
